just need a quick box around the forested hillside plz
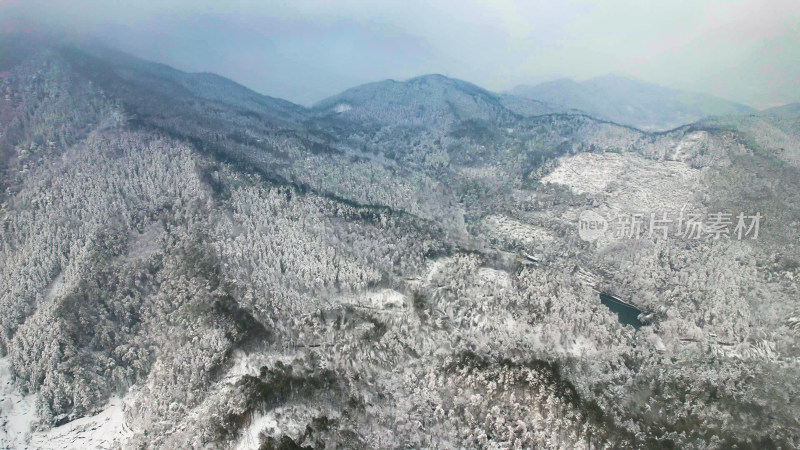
[1,37,799,449]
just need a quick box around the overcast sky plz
[3,0,799,108]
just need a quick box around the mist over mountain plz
[509,75,757,130]
[1,32,799,450]
[762,102,800,119]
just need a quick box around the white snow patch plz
[542,152,702,213]
[234,405,315,450]
[0,357,133,449]
[0,357,37,449]
[334,103,352,113]
[329,289,409,316]
[671,131,707,161]
[542,153,630,195]
[29,396,132,449]
[225,350,295,381]
[235,413,278,450]
[44,272,64,302]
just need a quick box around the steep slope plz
[0,41,454,444]
[509,74,755,130]
[75,45,309,124]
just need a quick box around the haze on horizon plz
[3,0,799,109]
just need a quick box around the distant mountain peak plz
[507,75,754,130]
[761,102,800,118]
[312,73,513,129]
[407,73,450,82]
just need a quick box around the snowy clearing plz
[542,152,703,213]
[0,358,133,449]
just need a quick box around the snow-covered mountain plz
[1,35,799,449]
[509,74,756,130]
[313,74,571,130]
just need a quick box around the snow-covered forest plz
[0,36,799,449]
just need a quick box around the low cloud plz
[3,0,798,107]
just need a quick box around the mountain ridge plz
[508,74,755,130]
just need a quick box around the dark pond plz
[600,293,644,329]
